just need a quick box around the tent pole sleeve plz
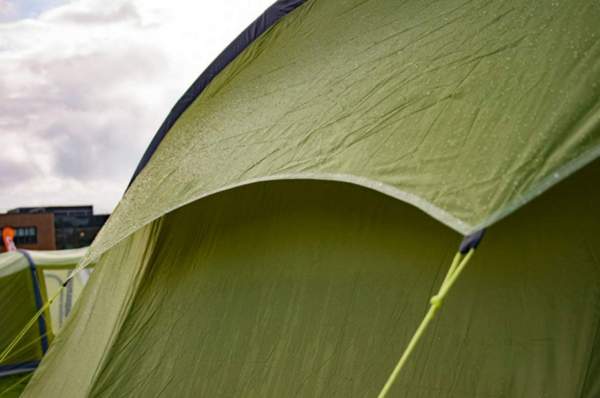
[19,250,50,354]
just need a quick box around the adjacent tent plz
[0,248,90,395]
[22,0,600,396]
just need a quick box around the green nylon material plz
[18,0,600,395]
[0,374,31,398]
[378,250,475,398]
[0,248,90,396]
[83,0,600,266]
[0,265,46,368]
[23,158,600,397]
[0,288,63,366]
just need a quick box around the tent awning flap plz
[84,0,600,264]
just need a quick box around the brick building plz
[0,212,56,251]
[0,206,109,252]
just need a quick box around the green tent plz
[22,0,600,396]
[0,248,90,396]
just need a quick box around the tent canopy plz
[21,0,600,397]
[82,0,600,267]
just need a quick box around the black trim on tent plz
[0,360,40,377]
[128,0,306,187]
[19,250,50,355]
[459,229,486,254]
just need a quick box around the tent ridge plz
[128,0,307,188]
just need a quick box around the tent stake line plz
[377,230,484,398]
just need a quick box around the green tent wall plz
[0,248,89,396]
[0,252,52,378]
[21,0,600,396]
[22,161,600,397]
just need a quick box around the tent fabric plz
[0,248,89,385]
[27,248,88,269]
[22,224,162,397]
[0,252,29,279]
[19,250,51,356]
[129,0,306,186]
[21,0,600,396]
[82,0,600,267]
[0,374,31,398]
[0,256,49,376]
[23,159,600,397]
[0,248,88,278]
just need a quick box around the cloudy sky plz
[0,0,273,214]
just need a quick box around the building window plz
[14,226,38,245]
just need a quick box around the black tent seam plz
[128,0,307,188]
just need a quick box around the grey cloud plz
[46,3,140,25]
[0,157,39,187]
[44,112,147,182]
[0,40,170,188]
[24,46,168,107]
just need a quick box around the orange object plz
[2,226,17,252]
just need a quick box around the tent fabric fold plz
[81,0,600,267]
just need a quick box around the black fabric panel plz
[128,0,306,187]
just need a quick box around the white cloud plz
[0,0,273,213]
